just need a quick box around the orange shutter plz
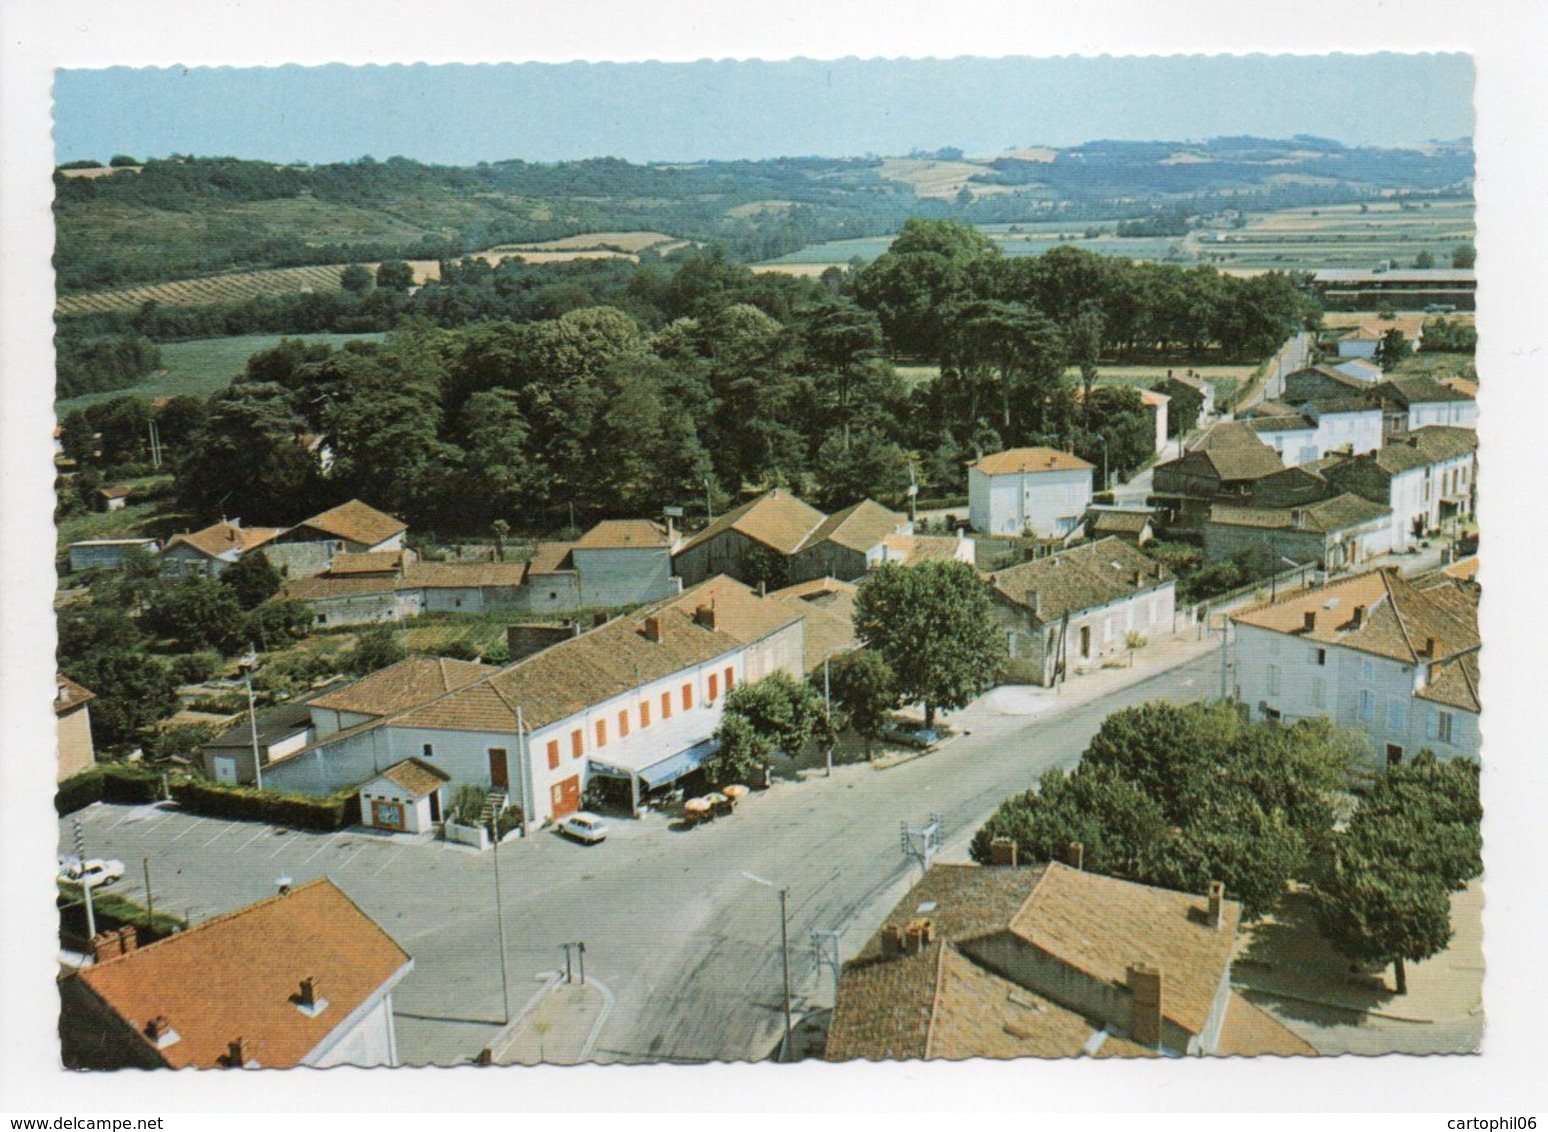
[547,739,560,770]
[725,666,734,691]
[661,691,672,719]
[571,729,584,759]
[595,719,607,748]
[618,709,630,738]
[708,673,719,701]
[640,700,651,728]
[682,683,693,710]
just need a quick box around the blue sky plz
[54,54,1473,165]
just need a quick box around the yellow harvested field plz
[877,157,1012,200]
[751,262,845,278]
[995,147,1057,163]
[488,231,680,253]
[1322,311,1474,330]
[58,165,143,179]
[56,261,441,316]
[726,200,797,219]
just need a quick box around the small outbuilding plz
[359,758,450,834]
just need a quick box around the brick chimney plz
[1068,841,1085,870]
[1126,964,1164,1049]
[1425,635,1437,656]
[905,918,937,949]
[988,836,1018,867]
[297,976,323,1010]
[882,923,907,955]
[1207,881,1226,929]
[694,604,718,630]
[1350,604,1366,629]
[642,615,665,643]
[1302,610,1317,632]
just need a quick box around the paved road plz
[62,651,1221,1066]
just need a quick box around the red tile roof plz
[973,447,1093,475]
[70,879,411,1069]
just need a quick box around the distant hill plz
[54,140,1473,295]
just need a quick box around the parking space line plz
[304,834,344,863]
[168,818,207,842]
[202,824,237,848]
[270,836,298,858]
[238,828,270,851]
[373,845,408,877]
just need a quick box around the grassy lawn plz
[55,474,192,552]
[56,332,385,415]
[1391,352,1476,381]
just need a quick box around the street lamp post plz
[1099,436,1110,494]
[240,648,263,791]
[743,870,793,1062]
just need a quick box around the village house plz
[160,519,285,578]
[968,447,1095,538]
[1150,423,1286,532]
[201,699,317,786]
[987,538,1175,686]
[765,576,860,675]
[265,499,408,579]
[1330,357,1384,384]
[1230,568,1480,767]
[671,490,828,587]
[67,537,159,573]
[1204,493,1392,572]
[825,860,1314,1061]
[358,758,451,834]
[1370,376,1478,438]
[97,485,132,512]
[56,674,97,781]
[1082,508,1158,546]
[872,529,977,568]
[1318,428,1478,550]
[260,577,808,822]
[788,499,911,582]
[59,879,413,1070]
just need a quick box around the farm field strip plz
[56,262,440,317]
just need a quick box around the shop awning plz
[636,738,718,791]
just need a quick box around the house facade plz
[1372,377,1478,439]
[263,578,806,823]
[1205,493,1392,572]
[265,499,408,579]
[358,758,449,833]
[968,448,1095,538]
[671,490,827,588]
[67,538,159,573]
[60,879,413,1070]
[1230,568,1480,768]
[56,675,97,781]
[988,538,1176,686]
[1319,428,1478,550]
[160,520,284,578]
[788,500,910,582]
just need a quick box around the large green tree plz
[720,672,826,760]
[854,560,1004,729]
[822,648,902,761]
[219,550,283,610]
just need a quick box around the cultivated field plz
[876,157,1021,201]
[55,262,442,317]
[487,231,681,254]
[1191,199,1474,273]
[56,332,385,414]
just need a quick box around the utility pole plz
[743,871,794,1062]
[1218,615,1231,703]
[245,664,264,791]
[823,652,834,778]
[492,832,512,1025]
[704,477,715,523]
[142,857,155,922]
[811,929,843,1000]
[73,819,96,943]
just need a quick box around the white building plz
[358,758,450,833]
[1319,427,1478,550]
[988,537,1176,686]
[969,447,1095,538]
[160,519,285,578]
[263,577,808,823]
[1230,568,1481,769]
[1372,376,1479,439]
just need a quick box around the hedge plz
[58,887,187,945]
[55,764,165,816]
[169,778,362,831]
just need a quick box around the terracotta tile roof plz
[767,579,858,673]
[990,538,1172,626]
[973,447,1094,476]
[1442,556,1479,582]
[1374,376,1476,407]
[401,561,530,589]
[925,949,1159,1061]
[765,577,860,602]
[164,522,284,561]
[802,499,906,554]
[572,519,670,550]
[1304,395,1380,415]
[70,879,411,1069]
[1440,376,1479,398]
[98,485,133,500]
[1244,413,1315,435]
[650,575,807,648]
[288,499,406,547]
[1087,510,1154,536]
[1208,493,1389,534]
[1245,400,1301,419]
[1415,649,1481,714]
[1215,992,1318,1057]
[855,864,1049,964]
[377,757,451,797]
[524,541,577,576]
[674,490,827,557]
[826,942,941,1060]
[1139,389,1170,408]
[878,533,970,566]
[282,575,399,601]
[1231,568,1480,666]
[1162,429,1284,483]
[1008,862,1241,1036]
[55,674,95,715]
[308,656,499,718]
[328,551,404,576]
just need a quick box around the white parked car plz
[557,812,608,845]
[58,856,126,888]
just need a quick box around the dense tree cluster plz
[56,334,162,399]
[969,702,1364,917]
